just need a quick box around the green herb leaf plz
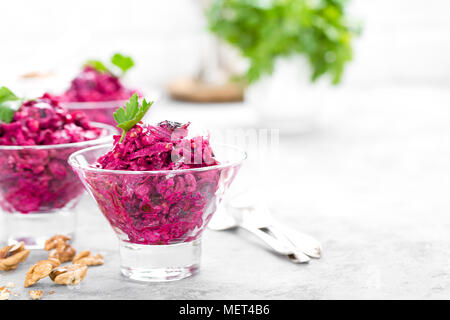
[207,0,360,84]
[113,93,154,143]
[111,53,135,75]
[0,105,16,123]
[0,86,19,104]
[0,87,20,123]
[85,60,110,73]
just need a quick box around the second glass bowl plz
[0,123,117,249]
[60,100,128,126]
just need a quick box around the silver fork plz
[209,201,321,263]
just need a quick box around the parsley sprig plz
[111,53,135,75]
[207,0,360,84]
[85,60,109,73]
[85,53,135,77]
[113,93,153,143]
[0,87,21,124]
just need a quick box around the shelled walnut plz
[24,258,61,287]
[44,235,71,251]
[72,251,104,266]
[48,247,76,263]
[44,235,76,263]
[0,287,10,300]
[0,242,30,271]
[49,264,88,285]
[29,290,43,300]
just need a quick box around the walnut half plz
[49,264,88,285]
[29,290,43,300]
[72,250,104,266]
[48,246,76,263]
[0,242,30,271]
[45,235,76,263]
[44,235,72,251]
[0,287,10,300]
[24,258,61,288]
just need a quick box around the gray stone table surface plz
[1,85,450,299]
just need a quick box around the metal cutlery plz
[209,198,322,264]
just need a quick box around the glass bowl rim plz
[68,143,247,175]
[0,122,118,151]
[59,90,161,110]
[59,100,129,110]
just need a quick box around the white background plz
[1,1,450,299]
[0,0,449,90]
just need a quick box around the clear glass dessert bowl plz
[0,123,117,249]
[60,100,128,126]
[69,143,246,282]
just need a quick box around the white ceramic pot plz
[245,56,329,134]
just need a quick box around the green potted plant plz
[207,0,360,131]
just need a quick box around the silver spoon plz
[209,205,312,264]
[229,193,322,258]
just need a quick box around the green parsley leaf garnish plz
[84,53,135,77]
[113,93,153,143]
[111,53,135,75]
[207,0,360,84]
[0,86,20,124]
[0,86,19,103]
[85,60,110,73]
[0,106,15,124]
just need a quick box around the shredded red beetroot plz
[0,94,106,214]
[0,93,103,146]
[97,121,218,171]
[61,66,135,103]
[84,121,223,245]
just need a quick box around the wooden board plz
[167,78,245,103]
